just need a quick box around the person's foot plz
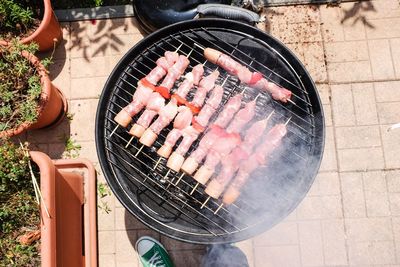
[135,236,174,267]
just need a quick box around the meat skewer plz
[140,68,218,148]
[180,93,243,178]
[124,53,192,149]
[109,47,182,137]
[214,119,289,213]
[193,99,257,187]
[203,47,292,103]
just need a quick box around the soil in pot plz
[0,0,45,41]
[0,139,41,266]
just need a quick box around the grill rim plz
[95,18,325,244]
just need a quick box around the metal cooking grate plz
[98,21,323,243]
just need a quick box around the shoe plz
[135,236,174,267]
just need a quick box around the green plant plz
[97,182,112,214]
[0,41,43,132]
[61,136,81,159]
[0,139,41,266]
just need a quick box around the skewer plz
[109,124,119,137]
[125,136,134,148]
[135,144,144,156]
[175,43,183,52]
[194,42,205,50]
[287,98,295,105]
[154,157,161,170]
[214,203,223,214]
[175,173,185,186]
[166,175,175,190]
[388,122,400,132]
[163,169,171,181]
[190,183,199,195]
[186,48,194,58]
[200,196,210,209]
[284,117,292,126]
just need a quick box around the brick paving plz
[27,1,400,266]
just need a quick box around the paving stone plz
[109,34,144,56]
[319,5,345,42]
[97,192,115,231]
[363,171,387,192]
[254,245,301,267]
[345,217,393,242]
[70,76,107,100]
[365,191,391,216]
[386,170,400,193]
[335,126,381,149]
[323,104,332,127]
[327,61,373,83]
[393,217,400,264]
[168,250,204,267]
[324,41,369,62]
[253,222,298,246]
[319,127,338,172]
[69,99,99,141]
[343,18,367,41]
[391,38,400,79]
[381,124,400,169]
[321,219,348,266]
[296,195,342,220]
[374,81,400,102]
[136,229,161,242]
[47,142,68,159]
[364,0,400,19]
[99,254,115,267]
[331,84,356,126]
[78,141,99,163]
[115,207,148,230]
[338,147,384,172]
[27,118,70,144]
[298,221,324,266]
[302,42,327,83]
[366,18,400,39]
[377,103,400,124]
[340,172,366,218]
[71,57,111,78]
[49,59,71,100]
[108,17,143,35]
[115,230,139,267]
[316,83,331,105]
[368,39,396,80]
[347,240,396,265]
[313,172,341,196]
[389,193,400,215]
[352,83,379,125]
[99,231,116,254]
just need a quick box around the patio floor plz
[29,0,400,266]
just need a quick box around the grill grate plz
[97,20,324,243]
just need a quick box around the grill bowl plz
[95,19,324,244]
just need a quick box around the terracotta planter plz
[0,51,67,138]
[0,0,62,52]
[30,151,98,267]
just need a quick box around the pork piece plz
[180,94,242,174]
[222,123,287,205]
[194,100,256,184]
[204,48,292,103]
[114,52,178,127]
[191,70,219,107]
[226,100,256,133]
[148,98,179,135]
[135,92,165,128]
[175,64,204,98]
[159,55,190,89]
[204,119,268,198]
[194,85,223,127]
[213,94,242,128]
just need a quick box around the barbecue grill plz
[95,18,325,244]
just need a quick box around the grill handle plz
[197,4,260,25]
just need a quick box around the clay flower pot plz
[0,0,62,52]
[0,51,67,138]
[30,151,98,267]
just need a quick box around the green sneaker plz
[135,236,174,267]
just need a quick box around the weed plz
[97,182,112,214]
[66,112,74,123]
[0,139,40,266]
[0,41,47,132]
[61,136,81,159]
